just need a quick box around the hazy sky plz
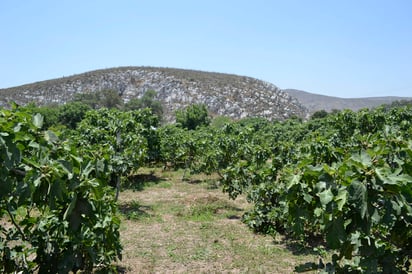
[1,0,411,98]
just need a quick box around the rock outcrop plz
[0,67,308,122]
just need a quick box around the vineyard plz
[1,103,411,273]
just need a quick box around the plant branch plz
[6,203,28,242]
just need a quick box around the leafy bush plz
[58,101,91,129]
[0,106,122,273]
[175,104,210,130]
[220,107,412,273]
[124,90,163,120]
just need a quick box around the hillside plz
[284,89,412,114]
[0,67,307,122]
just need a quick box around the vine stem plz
[6,202,28,242]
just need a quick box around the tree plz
[175,104,210,130]
[73,92,100,109]
[73,89,123,109]
[125,90,163,119]
[311,109,329,119]
[99,89,123,109]
[20,102,60,129]
[210,115,233,129]
[58,101,91,129]
[382,99,412,110]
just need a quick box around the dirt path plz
[116,168,317,273]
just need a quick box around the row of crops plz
[1,103,411,273]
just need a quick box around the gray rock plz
[0,66,308,121]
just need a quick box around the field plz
[3,106,411,273]
[115,168,319,273]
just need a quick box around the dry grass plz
[115,168,319,273]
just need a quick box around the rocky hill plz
[284,89,412,114]
[0,67,308,122]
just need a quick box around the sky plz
[1,0,411,98]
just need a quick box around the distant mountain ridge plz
[0,67,307,122]
[284,89,412,114]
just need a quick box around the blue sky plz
[1,0,411,98]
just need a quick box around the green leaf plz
[2,138,21,169]
[318,188,334,207]
[375,167,412,185]
[371,208,381,224]
[32,113,44,129]
[335,187,348,211]
[314,207,323,217]
[70,153,83,167]
[13,123,21,132]
[391,200,402,215]
[58,160,73,180]
[350,231,361,245]
[0,175,13,199]
[44,130,59,144]
[28,141,40,149]
[351,150,372,168]
[325,216,346,249]
[303,193,313,203]
[16,206,27,218]
[49,180,64,208]
[63,193,77,221]
[23,158,41,169]
[287,173,301,189]
[316,181,327,192]
[349,181,368,219]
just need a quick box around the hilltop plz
[0,67,307,122]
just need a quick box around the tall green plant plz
[220,107,412,273]
[175,104,210,130]
[0,106,122,273]
[74,108,158,196]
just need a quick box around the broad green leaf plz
[15,206,27,219]
[63,193,77,220]
[348,181,368,219]
[287,173,301,189]
[335,187,348,211]
[371,208,380,224]
[58,159,73,180]
[350,150,372,167]
[28,141,40,149]
[316,181,327,191]
[303,193,313,203]
[32,113,44,129]
[23,158,41,169]
[314,207,323,217]
[350,231,361,246]
[326,216,346,249]
[391,200,402,215]
[13,123,21,132]
[375,167,412,185]
[44,130,59,144]
[2,139,20,169]
[70,153,83,166]
[49,180,64,208]
[0,176,13,199]
[69,211,81,231]
[318,188,334,207]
